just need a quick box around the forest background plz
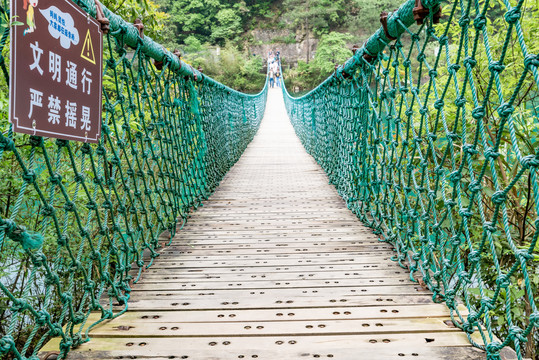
[128,0,406,93]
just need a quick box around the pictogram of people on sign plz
[23,0,39,35]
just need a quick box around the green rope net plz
[0,0,267,358]
[283,0,538,359]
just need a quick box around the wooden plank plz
[133,277,414,291]
[117,295,437,311]
[88,317,463,337]
[41,333,488,360]
[161,241,386,250]
[151,247,392,257]
[81,304,468,324]
[126,285,428,301]
[138,269,409,281]
[145,256,397,266]
[156,252,386,260]
[143,263,407,274]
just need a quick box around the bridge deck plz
[42,89,488,359]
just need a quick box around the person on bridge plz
[275,70,281,87]
[269,68,275,88]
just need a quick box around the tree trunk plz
[305,20,310,63]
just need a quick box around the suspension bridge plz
[0,0,538,359]
[37,88,492,360]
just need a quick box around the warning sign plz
[10,0,103,143]
[81,30,96,64]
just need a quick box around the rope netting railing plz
[0,0,267,358]
[283,0,538,358]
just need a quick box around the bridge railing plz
[282,0,539,358]
[0,0,268,358]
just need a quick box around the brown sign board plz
[10,0,103,143]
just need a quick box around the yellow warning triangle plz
[80,30,96,65]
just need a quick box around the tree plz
[311,32,353,73]
[211,8,243,44]
[283,0,347,63]
[102,0,168,41]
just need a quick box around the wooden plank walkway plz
[42,88,490,359]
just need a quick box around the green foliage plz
[345,0,406,34]
[156,0,273,49]
[283,0,346,36]
[270,34,297,44]
[311,32,353,73]
[284,32,353,91]
[212,8,243,44]
[184,35,204,54]
[185,43,266,93]
[424,0,539,356]
[101,0,168,41]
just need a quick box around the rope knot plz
[22,170,36,183]
[504,8,521,24]
[61,292,73,303]
[471,106,485,120]
[521,154,539,168]
[438,35,448,46]
[497,103,514,118]
[59,338,73,353]
[0,335,15,354]
[32,252,47,267]
[454,96,466,107]
[445,199,456,207]
[467,250,481,264]
[36,310,51,326]
[484,147,500,160]
[481,297,495,310]
[10,298,27,312]
[509,326,526,342]
[80,143,92,154]
[495,274,510,288]
[463,312,478,333]
[449,171,461,183]
[458,15,470,28]
[473,15,487,29]
[463,143,477,155]
[529,312,539,324]
[491,190,507,205]
[484,221,497,233]
[463,57,477,68]
[488,61,505,74]
[516,249,533,262]
[50,323,63,337]
[449,63,461,73]
[524,53,539,68]
[45,273,60,287]
[0,135,15,152]
[29,135,44,147]
[64,201,76,212]
[432,100,444,111]
[459,208,472,218]
[468,180,482,193]
[50,173,62,184]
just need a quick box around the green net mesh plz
[283,0,539,359]
[0,0,267,358]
